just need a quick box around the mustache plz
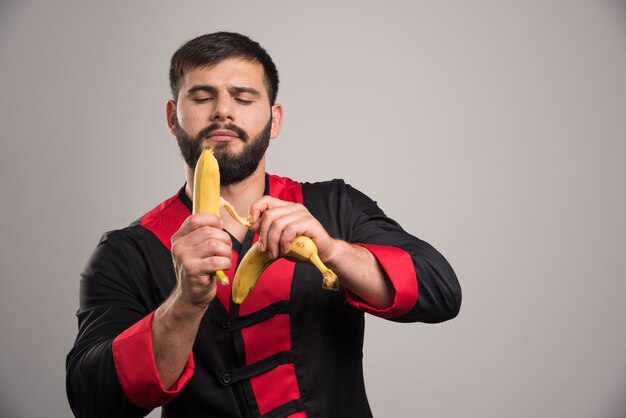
[196,123,249,143]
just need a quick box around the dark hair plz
[169,32,279,105]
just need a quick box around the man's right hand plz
[170,214,232,309]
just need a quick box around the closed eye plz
[193,97,213,103]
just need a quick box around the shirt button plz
[220,372,232,385]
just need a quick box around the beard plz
[175,118,271,186]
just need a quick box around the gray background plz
[1,0,625,417]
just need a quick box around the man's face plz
[169,58,281,185]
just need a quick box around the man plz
[66,32,461,418]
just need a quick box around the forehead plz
[180,58,267,94]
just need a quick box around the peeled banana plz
[192,148,229,285]
[231,235,338,304]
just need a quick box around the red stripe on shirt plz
[268,174,304,204]
[140,193,190,251]
[250,363,302,415]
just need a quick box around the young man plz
[66,32,461,418]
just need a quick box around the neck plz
[185,157,267,218]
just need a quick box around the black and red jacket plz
[66,174,461,418]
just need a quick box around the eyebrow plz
[186,85,262,97]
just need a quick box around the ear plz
[166,100,177,135]
[270,104,283,139]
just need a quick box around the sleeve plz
[65,230,194,418]
[343,184,462,323]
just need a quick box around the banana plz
[192,148,229,285]
[231,235,338,304]
[193,147,338,300]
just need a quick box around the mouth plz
[207,129,239,142]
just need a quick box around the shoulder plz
[301,178,379,211]
[268,173,349,194]
[268,173,378,209]
[88,188,187,267]
[301,177,347,194]
[97,224,153,251]
[86,225,158,276]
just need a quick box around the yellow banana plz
[192,148,229,285]
[231,235,338,304]
[193,148,337,300]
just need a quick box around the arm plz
[249,180,461,323]
[66,215,231,417]
[66,231,159,418]
[340,182,461,323]
[325,239,396,308]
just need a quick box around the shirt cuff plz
[112,311,195,409]
[345,244,418,319]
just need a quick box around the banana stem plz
[309,253,339,291]
[322,271,339,291]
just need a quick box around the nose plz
[210,95,234,122]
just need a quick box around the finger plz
[265,212,310,258]
[171,228,231,262]
[248,196,290,225]
[186,238,233,260]
[256,204,308,254]
[197,255,232,276]
[183,225,232,248]
[277,218,320,255]
[179,255,232,280]
[173,214,222,240]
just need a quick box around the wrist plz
[156,289,208,328]
[322,238,349,269]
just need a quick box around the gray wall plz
[1,1,625,417]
